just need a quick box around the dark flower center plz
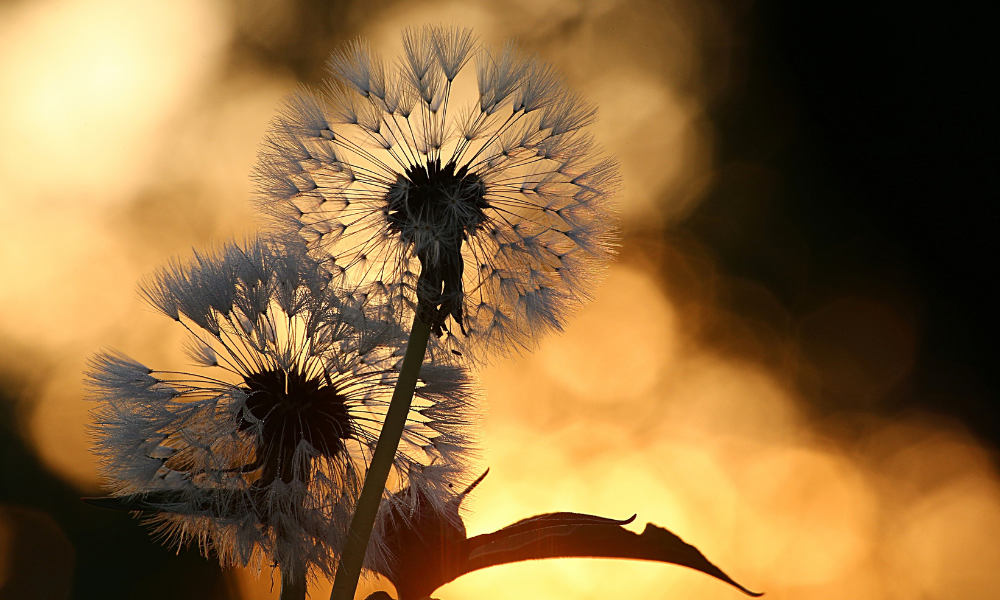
[385,158,489,237]
[384,159,490,335]
[239,368,352,485]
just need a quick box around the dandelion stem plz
[330,316,432,600]
[280,566,307,600]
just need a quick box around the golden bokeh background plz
[1,0,997,599]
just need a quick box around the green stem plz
[280,565,307,600]
[330,316,432,600]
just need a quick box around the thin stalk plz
[330,316,433,600]
[280,566,307,600]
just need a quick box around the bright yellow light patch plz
[0,0,230,203]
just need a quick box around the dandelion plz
[254,24,619,362]
[85,238,479,593]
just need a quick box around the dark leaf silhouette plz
[466,519,761,595]
[371,471,762,600]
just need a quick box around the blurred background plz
[0,0,996,598]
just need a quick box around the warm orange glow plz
[456,277,1000,599]
[537,267,677,403]
[0,0,274,487]
[0,1,997,599]
[232,569,392,600]
[0,0,229,203]
[0,0,232,344]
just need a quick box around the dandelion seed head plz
[254,25,620,363]
[87,238,480,580]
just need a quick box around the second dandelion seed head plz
[87,238,480,580]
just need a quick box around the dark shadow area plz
[0,378,238,600]
[681,0,998,445]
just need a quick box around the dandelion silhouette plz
[82,24,761,600]
[84,239,479,589]
[254,25,619,361]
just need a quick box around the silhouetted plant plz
[84,24,761,600]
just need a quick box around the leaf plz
[373,481,477,600]
[371,474,761,600]
[470,511,638,544]
[465,520,762,597]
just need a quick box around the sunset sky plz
[0,1,996,599]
